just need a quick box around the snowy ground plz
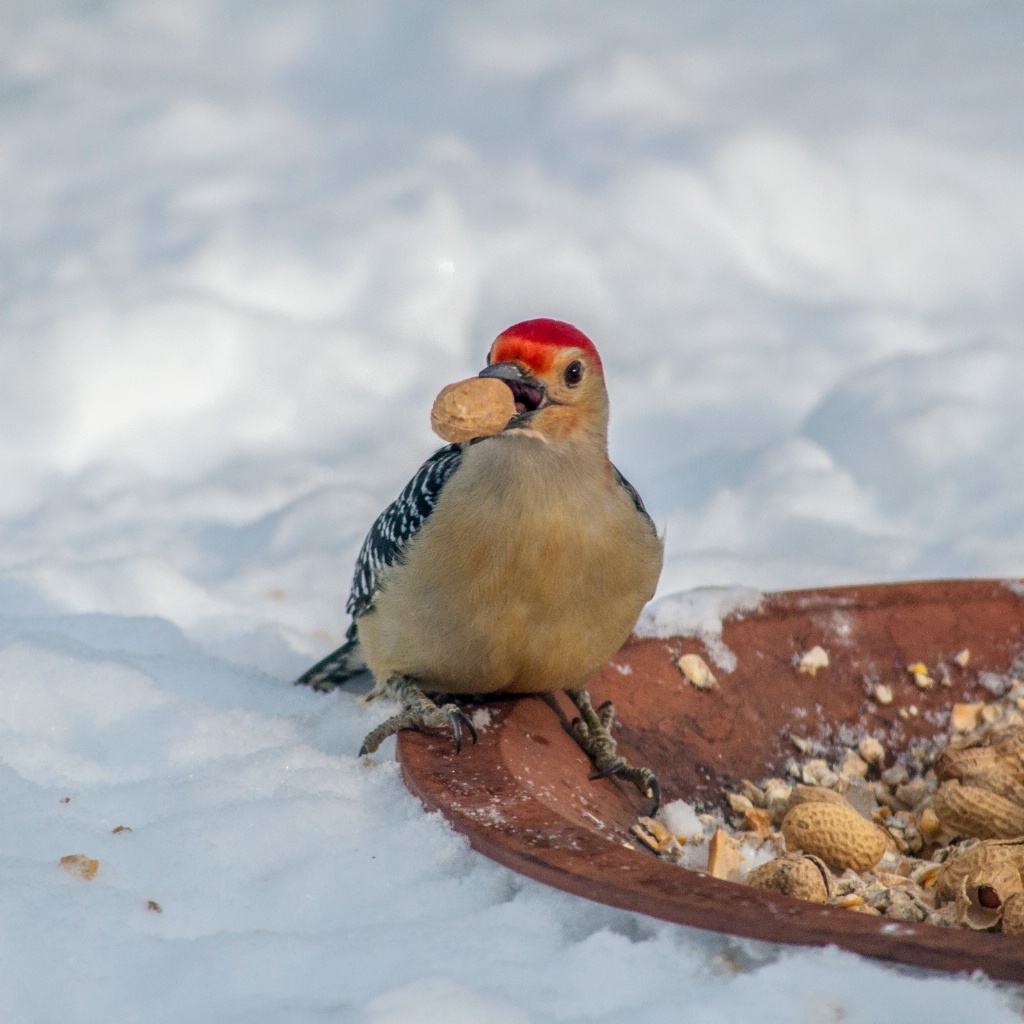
[2,1,1024,1020]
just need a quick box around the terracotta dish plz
[397,579,1024,980]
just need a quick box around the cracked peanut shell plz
[745,853,832,903]
[934,840,1024,903]
[955,857,1024,931]
[1001,892,1024,936]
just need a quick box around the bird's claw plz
[596,699,616,730]
[446,705,478,754]
[637,769,661,815]
[567,688,661,813]
[588,758,661,814]
[588,756,626,782]
[358,691,478,756]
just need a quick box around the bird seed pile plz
[633,652,1024,933]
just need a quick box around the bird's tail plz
[293,623,368,691]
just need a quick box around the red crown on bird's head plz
[489,318,603,375]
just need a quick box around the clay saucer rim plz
[398,579,1024,981]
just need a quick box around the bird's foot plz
[358,676,478,756]
[566,687,660,813]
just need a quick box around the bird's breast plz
[358,436,663,694]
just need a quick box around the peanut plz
[430,377,516,443]
[933,781,1024,840]
[786,784,851,814]
[934,745,1000,781]
[781,801,887,873]
[745,854,832,903]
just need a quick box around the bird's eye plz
[564,360,584,387]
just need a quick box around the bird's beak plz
[479,362,547,417]
[478,361,530,384]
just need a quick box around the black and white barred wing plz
[612,463,657,535]
[291,620,365,691]
[293,443,464,691]
[346,442,464,619]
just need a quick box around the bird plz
[293,318,664,806]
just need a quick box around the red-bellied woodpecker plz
[294,318,664,806]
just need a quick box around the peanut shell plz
[961,766,1024,808]
[763,778,793,823]
[781,801,887,873]
[59,854,99,880]
[994,729,1024,775]
[935,840,1024,903]
[745,854,832,903]
[430,377,515,443]
[1001,892,1024,936]
[785,785,851,813]
[707,828,744,882]
[742,807,773,838]
[992,725,1024,752]
[955,857,1023,930]
[934,745,999,781]
[933,780,1024,839]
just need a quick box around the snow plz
[2,0,1024,1020]
[635,585,762,670]
[660,799,707,842]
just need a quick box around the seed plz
[858,737,885,767]
[797,646,830,676]
[949,703,985,733]
[978,885,1002,909]
[676,653,717,690]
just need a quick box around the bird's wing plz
[346,443,465,619]
[611,463,657,534]
[292,622,367,690]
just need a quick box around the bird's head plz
[479,319,609,444]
